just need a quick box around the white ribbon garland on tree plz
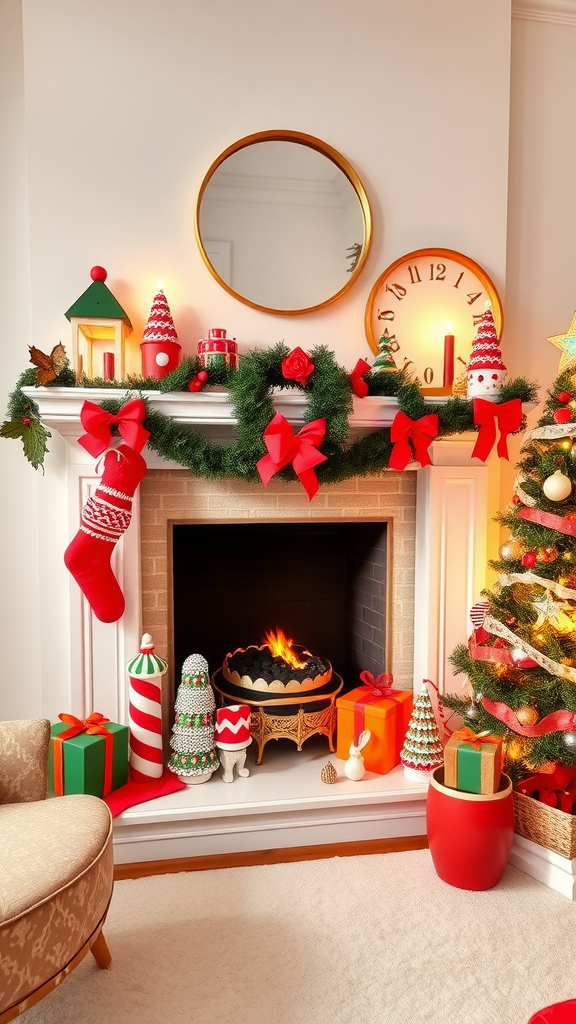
[497,570,576,602]
[484,612,576,683]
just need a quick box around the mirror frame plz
[195,129,373,316]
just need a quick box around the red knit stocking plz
[64,444,147,622]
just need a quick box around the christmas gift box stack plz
[443,727,503,795]
[48,712,129,798]
[336,671,413,774]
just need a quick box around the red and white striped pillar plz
[127,633,168,781]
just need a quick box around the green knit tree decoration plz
[400,685,444,780]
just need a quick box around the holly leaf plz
[0,418,50,469]
[0,420,25,440]
[28,343,68,385]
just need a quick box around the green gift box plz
[444,731,503,795]
[48,718,129,798]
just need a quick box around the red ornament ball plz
[522,552,537,568]
[512,494,522,506]
[554,408,572,424]
[558,391,572,404]
[197,370,209,382]
[90,266,107,282]
[188,378,202,392]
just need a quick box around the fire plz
[264,628,307,670]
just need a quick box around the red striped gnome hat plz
[467,308,506,373]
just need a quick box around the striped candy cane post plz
[128,633,168,782]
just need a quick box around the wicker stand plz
[212,670,344,765]
[512,790,576,859]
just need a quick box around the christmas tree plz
[167,654,219,783]
[443,327,576,788]
[370,329,398,373]
[400,685,443,780]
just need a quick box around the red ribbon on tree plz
[256,411,327,501]
[389,411,438,471]
[471,398,523,462]
[349,359,371,398]
[354,671,402,745]
[518,505,576,537]
[468,631,538,669]
[481,696,576,737]
[52,712,114,797]
[78,398,150,457]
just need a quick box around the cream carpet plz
[26,850,576,1024]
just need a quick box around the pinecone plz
[320,761,338,784]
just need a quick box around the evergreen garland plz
[1,345,538,484]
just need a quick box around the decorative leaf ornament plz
[29,343,67,385]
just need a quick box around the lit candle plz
[443,333,454,388]
[103,352,115,380]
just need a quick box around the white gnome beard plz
[467,368,506,400]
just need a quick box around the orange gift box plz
[336,684,413,774]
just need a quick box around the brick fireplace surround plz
[25,387,574,897]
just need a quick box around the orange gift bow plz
[256,411,327,501]
[53,712,114,797]
[349,359,371,398]
[78,398,150,457]
[471,398,523,462]
[389,411,438,471]
[450,727,502,750]
[355,671,402,747]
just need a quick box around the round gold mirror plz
[195,130,372,315]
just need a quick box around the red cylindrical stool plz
[427,766,514,890]
[527,1000,576,1023]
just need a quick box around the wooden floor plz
[114,834,429,879]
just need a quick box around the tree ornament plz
[522,552,537,568]
[399,686,444,781]
[515,705,539,727]
[558,391,572,404]
[506,737,527,761]
[465,704,479,720]
[512,494,522,505]
[564,732,576,748]
[499,538,523,561]
[370,328,399,374]
[536,545,559,563]
[320,761,338,784]
[553,408,572,424]
[505,614,517,626]
[542,469,572,502]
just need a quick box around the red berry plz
[22,416,31,426]
[558,391,572,404]
[522,552,537,568]
[90,265,107,282]
[188,378,202,392]
[554,408,572,424]
[197,370,208,382]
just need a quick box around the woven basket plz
[513,790,576,859]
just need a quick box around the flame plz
[264,628,307,670]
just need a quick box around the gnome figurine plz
[466,308,507,401]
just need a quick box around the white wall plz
[1,0,515,718]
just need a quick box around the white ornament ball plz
[564,732,576,748]
[155,351,170,367]
[542,470,572,502]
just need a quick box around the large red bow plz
[471,398,523,462]
[349,359,371,398]
[389,411,438,471]
[256,412,327,501]
[78,398,150,457]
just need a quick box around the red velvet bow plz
[349,359,371,398]
[359,670,395,697]
[256,412,327,501]
[355,671,401,745]
[389,411,438,471]
[78,398,150,457]
[471,398,523,462]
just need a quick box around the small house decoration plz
[65,266,132,382]
[140,286,182,379]
[466,308,507,400]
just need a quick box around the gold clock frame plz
[195,129,373,316]
[364,247,504,393]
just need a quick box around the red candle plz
[103,352,115,381]
[443,334,454,388]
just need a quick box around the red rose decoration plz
[281,347,315,386]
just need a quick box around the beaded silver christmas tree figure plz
[168,654,219,784]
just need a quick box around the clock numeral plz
[423,367,434,384]
[454,272,464,289]
[457,355,467,366]
[377,309,395,322]
[467,291,482,305]
[408,265,421,285]
[429,263,447,281]
[402,358,414,370]
[386,283,406,300]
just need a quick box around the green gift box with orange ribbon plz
[444,727,503,795]
[48,713,129,798]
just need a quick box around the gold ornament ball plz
[542,469,572,502]
[516,705,539,727]
[536,545,559,564]
[320,761,337,784]
[499,538,523,561]
[506,737,527,761]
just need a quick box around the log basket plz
[512,789,576,859]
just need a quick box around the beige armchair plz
[0,719,114,1021]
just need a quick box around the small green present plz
[444,728,503,794]
[48,713,129,798]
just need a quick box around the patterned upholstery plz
[0,720,114,1018]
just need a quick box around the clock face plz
[364,248,503,392]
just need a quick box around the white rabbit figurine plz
[344,729,371,781]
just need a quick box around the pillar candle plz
[103,352,115,380]
[443,335,455,389]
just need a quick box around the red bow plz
[389,411,438,471]
[518,765,576,813]
[78,398,150,457]
[349,359,371,398]
[355,671,401,746]
[471,398,523,462]
[359,670,396,697]
[256,412,327,501]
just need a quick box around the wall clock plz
[364,248,503,394]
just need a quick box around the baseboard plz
[509,833,576,900]
[114,834,429,879]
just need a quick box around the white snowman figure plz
[466,308,507,402]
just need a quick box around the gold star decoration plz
[547,311,576,372]
[533,591,574,633]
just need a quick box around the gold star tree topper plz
[547,311,576,372]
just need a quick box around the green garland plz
[1,344,538,482]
